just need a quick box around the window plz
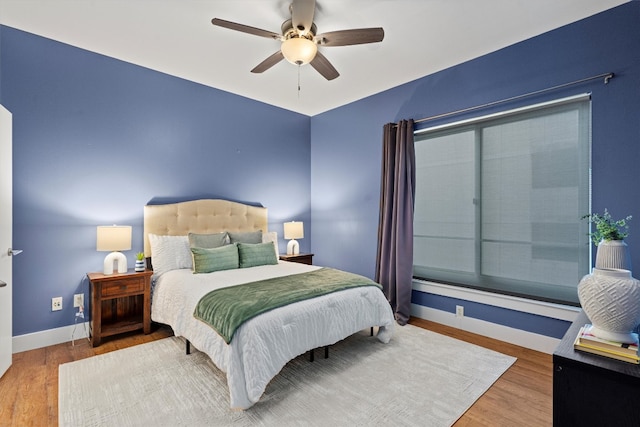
[413,95,591,305]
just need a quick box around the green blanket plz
[193,267,382,344]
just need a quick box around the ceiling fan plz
[211,0,384,81]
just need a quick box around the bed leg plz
[309,348,315,362]
[324,346,329,359]
[186,339,191,355]
[371,327,374,336]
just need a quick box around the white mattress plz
[151,261,395,409]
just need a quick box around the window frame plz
[413,94,592,306]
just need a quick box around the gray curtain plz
[375,119,415,325]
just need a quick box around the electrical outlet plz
[455,305,464,318]
[74,293,84,308]
[52,297,62,311]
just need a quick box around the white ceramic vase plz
[577,268,640,343]
[595,239,631,270]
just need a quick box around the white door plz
[0,105,13,377]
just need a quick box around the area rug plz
[59,324,515,426]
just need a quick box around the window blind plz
[413,95,591,304]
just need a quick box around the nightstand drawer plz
[101,279,145,298]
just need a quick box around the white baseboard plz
[411,280,582,354]
[12,321,90,353]
[411,304,563,354]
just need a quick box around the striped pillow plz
[238,242,278,268]
[191,244,239,273]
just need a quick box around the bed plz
[144,199,395,409]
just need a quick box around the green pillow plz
[191,244,239,273]
[228,230,262,244]
[188,232,228,248]
[238,242,278,268]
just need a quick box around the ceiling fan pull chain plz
[298,64,301,98]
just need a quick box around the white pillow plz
[262,231,279,259]
[148,234,192,276]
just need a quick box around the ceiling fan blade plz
[211,18,281,40]
[291,0,316,35]
[316,28,384,47]
[251,51,285,73]
[310,51,339,81]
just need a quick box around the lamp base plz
[104,251,128,274]
[287,239,299,255]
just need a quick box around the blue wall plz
[2,3,639,340]
[0,27,311,336]
[310,3,640,337]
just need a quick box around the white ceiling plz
[0,0,628,116]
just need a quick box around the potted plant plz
[583,208,632,245]
[135,252,146,272]
[582,209,632,269]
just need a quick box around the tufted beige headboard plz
[143,199,268,257]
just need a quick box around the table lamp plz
[283,221,303,255]
[97,225,132,274]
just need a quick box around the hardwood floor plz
[0,319,552,426]
[0,325,174,427]
[410,318,553,427]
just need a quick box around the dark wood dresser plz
[553,310,640,426]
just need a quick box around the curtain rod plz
[400,72,614,126]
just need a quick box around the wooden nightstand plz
[87,269,152,347]
[279,253,314,265]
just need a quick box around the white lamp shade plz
[281,38,318,65]
[284,221,303,255]
[284,221,304,240]
[97,225,132,251]
[97,225,132,274]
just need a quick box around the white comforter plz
[151,261,395,409]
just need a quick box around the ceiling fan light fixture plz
[281,37,317,65]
